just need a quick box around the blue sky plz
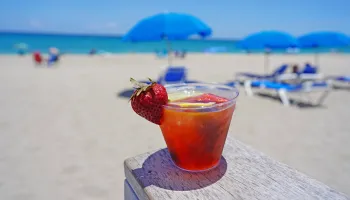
[0,0,349,38]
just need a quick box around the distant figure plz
[89,48,97,55]
[174,50,180,57]
[291,64,299,74]
[174,49,187,58]
[33,51,43,66]
[155,49,167,58]
[17,49,26,56]
[14,43,28,56]
[281,64,301,84]
[264,48,271,55]
[180,50,187,58]
[47,47,60,66]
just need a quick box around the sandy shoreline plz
[0,54,349,199]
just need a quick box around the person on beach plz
[47,47,60,67]
[33,51,44,66]
[14,43,28,56]
[280,64,300,84]
[292,64,299,74]
[89,48,97,55]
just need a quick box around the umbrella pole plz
[264,52,269,74]
[166,39,172,66]
[314,51,319,67]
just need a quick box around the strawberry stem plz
[130,77,147,88]
[129,77,157,101]
[147,77,155,83]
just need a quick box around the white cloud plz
[84,22,122,34]
[29,19,43,28]
[105,22,117,28]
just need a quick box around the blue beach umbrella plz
[122,12,212,65]
[237,31,299,50]
[298,31,350,66]
[237,31,299,73]
[298,31,350,48]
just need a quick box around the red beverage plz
[160,84,239,171]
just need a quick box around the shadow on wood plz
[117,89,135,99]
[131,148,227,191]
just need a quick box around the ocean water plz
[1,32,349,54]
[0,32,241,54]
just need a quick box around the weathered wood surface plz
[124,136,349,200]
[124,179,139,200]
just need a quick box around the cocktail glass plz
[160,83,239,172]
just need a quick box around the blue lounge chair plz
[335,76,350,82]
[158,66,187,85]
[300,63,317,74]
[326,76,350,89]
[48,53,59,66]
[298,63,322,79]
[273,63,323,82]
[244,79,331,106]
[225,81,237,87]
[235,64,289,82]
[327,76,350,83]
[139,66,188,85]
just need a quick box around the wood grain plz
[124,137,349,200]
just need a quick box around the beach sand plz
[0,54,349,199]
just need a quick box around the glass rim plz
[162,83,239,111]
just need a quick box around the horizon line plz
[0,29,240,41]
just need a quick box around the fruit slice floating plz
[174,93,228,104]
[168,102,216,108]
[168,92,203,102]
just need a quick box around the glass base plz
[169,158,220,173]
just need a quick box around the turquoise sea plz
[1,32,349,54]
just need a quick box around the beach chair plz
[326,76,350,89]
[33,52,43,65]
[138,66,188,85]
[297,63,324,80]
[224,81,237,87]
[244,79,331,106]
[332,76,350,83]
[275,63,323,82]
[235,64,289,82]
[47,53,60,67]
[158,66,187,85]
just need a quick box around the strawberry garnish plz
[130,78,168,125]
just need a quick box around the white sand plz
[0,54,349,199]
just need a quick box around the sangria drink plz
[160,83,238,171]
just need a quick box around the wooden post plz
[124,136,348,200]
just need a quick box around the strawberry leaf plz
[130,77,137,84]
[130,77,147,88]
[129,91,136,102]
[136,89,143,96]
[147,77,154,83]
